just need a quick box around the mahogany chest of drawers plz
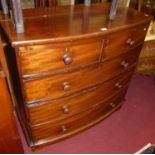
[0,3,151,148]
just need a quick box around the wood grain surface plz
[0,3,151,148]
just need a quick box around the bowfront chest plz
[0,3,151,148]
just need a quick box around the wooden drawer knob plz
[121,61,129,68]
[62,82,71,91]
[129,40,135,46]
[126,38,135,46]
[110,102,116,108]
[62,105,69,114]
[115,82,122,89]
[61,125,67,133]
[63,53,73,65]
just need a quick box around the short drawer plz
[28,69,133,125]
[102,24,148,61]
[31,90,126,144]
[24,45,142,103]
[18,39,102,76]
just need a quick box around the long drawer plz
[24,45,142,103]
[18,38,102,76]
[31,90,126,145]
[28,69,134,126]
[102,23,148,61]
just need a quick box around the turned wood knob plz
[144,28,147,31]
[63,53,73,65]
[61,125,67,133]
[62,82,71,91]
[62,105,69,114]
[126,38,135,46]
[110,102,116,108]
[121,61,129,68]
[129,40,135,46]
[126,38,132,44]
[115,82,122,89]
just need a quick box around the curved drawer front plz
[103,24,147,61]
[24,46,141,103]
[18,39,102,76]
[31,90,126,144]
[18,25,147,78]
[28,69,134,125]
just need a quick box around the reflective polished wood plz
[0,3,151,149]
[0,39,24,153]
[0,73,24,153]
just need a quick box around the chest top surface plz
[0,3,151,46]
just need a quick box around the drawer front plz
[31,90,126,143]
[24,45,142,103]
[28,69,134,125]
[18,39,102,76]
[103,24,148,61]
